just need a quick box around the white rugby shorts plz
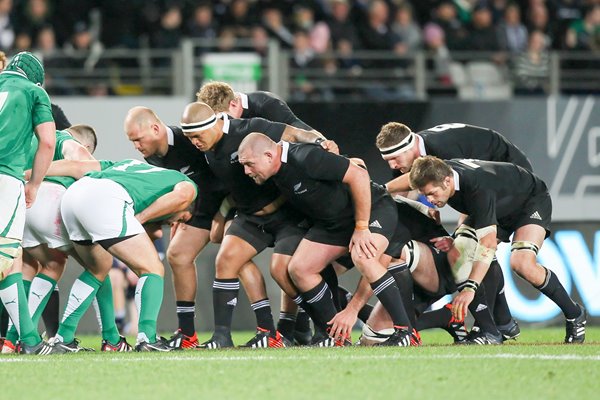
[22,181,71,250]
[0,174,26,241]
[61,177,144,242]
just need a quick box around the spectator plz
[327,0,361,49]
[261,7,294,48]
[222,0,256,39]
[249,25,269,57]
[152,5,184,49]
[187,3,218,41]
[16,0,53,43]
[565,5,600,51]
[391,3,423,56]
[423,23,453,89]
[289,29,321,100]
[0,0,15,51]
[513,30,550,94]
[466,4,501,51]
[431,0,468,50]
[527,3,553,47]
[497,3,529,53]
[217,27,238,52]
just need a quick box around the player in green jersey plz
[34,159,196,353]
[0,51,55,354]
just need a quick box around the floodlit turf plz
[2,328,599,400]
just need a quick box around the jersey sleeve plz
[98,160,116,170]
[248,118,287,141]
[54,131,76,160]
[294,145,350,181]
[261,96,313,130]
[31,87,54,127]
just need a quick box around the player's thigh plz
[107,233,163,276]
[0,174,25,241]
[167,223,210,265]
[288,239,347,276]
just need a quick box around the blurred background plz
[2,0,598,332]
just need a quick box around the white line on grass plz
[2,353,600,363]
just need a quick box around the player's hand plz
[350,229,378,259]
[430,236,454,252]
[320,139,339,155]
[24,182,40,208]
[328,307,358,342]
[451,290,475,321]
[428,208,441,224]
[23,169,32,181]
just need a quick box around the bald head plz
[181,102,216,125]
[124,106,166,157]
[238,132,277,158]
[124,106,161,131]
[237,133,281,185]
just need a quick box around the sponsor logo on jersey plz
[293,182,307,194]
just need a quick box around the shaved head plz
[238,132,277,157]
[181,102,215,125]
[237,132,281,184]
[124,106,166,157]
[124,106,160,131]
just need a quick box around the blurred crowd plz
[1,0,599,97]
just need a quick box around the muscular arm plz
[342,162,371,225]
[385,174,411,194]
[281,125,325,143]
[135,181,197,225]
[26,121,57,207]
[28,159,101,180]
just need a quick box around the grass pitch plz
[2,328,599,400]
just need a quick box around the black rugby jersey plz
[445,159,548,230]
[274,142,387,224]
[419,123,532,171]
[205,116,287,214]
[239,91,313,130]
[144,125,224,216]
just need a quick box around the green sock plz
[57,271,101,343]
[92,275,120,344]
[4,279,32,343]
[136,274,164,343]
[29,274,57,328]
[0,273,41,346]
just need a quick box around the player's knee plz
[287,259,307,283]
[509,250,536,275]
[167,245,195,269]
[215,248,241,276]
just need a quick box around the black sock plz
[488,262,512,325]
[337,286,351,310]
[468,284,501,336]
[535,266,580,319]
[388,262,416,327]
[302,280,337,330]
[294,309,311,332]
[42,286,60,338]
[277,312,296,339]
[370,272,412,329]
[416,305,453,331]
[212,278,239,335]
[251,298,275,333]
[357,303,374,323]
[176,301,196,336]
[320,265,340,311]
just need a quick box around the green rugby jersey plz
[0,72,54,180]
[27,130,77,188]
[87,159,197,214]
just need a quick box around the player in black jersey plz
[238,133,416,346]
[180,102,336,349]
[198,81,319,343]
[376,122,528,337]
[197,81,315,131]
[409,156,586,344]
[376,122,532,193]
[124,107,276,349]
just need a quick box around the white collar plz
[166,126,174,146]
[281,141,289,163]
[220,113,230,133]
[238,92,249,110]
[452,169,460,191]
[417,134,426,156]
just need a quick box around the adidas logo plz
[369,220,382,229]
[227,298,238,306]
[530,211,542,220]
[475,303,488,312]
